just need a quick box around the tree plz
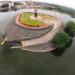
[52,32,71,49]
[65,21,75,37]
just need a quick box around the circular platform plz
[5,9,62,52]
[15,12,51,30]
[5,16,53,41]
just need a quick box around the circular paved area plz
[16,14,50,29]
[11,41,56,52]
[5,16,53,41]
[5,9,62,52]
[21,17,61,47]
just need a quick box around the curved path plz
[21,19,62,47]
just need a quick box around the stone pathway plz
[11,41,56,52]
[5,16,52,41]
[5,10,62,52]
[21,18,62,47]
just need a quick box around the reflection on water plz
[51,48,66,56]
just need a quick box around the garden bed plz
[15,12,55,29]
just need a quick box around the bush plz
[52,32,71,49]
[65,21,75,37]
[43,4,75,18]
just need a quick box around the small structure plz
[26,0,42,17]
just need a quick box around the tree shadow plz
[51,48,66,56]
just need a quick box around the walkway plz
[5,9,62,52]
[21,18,62,47]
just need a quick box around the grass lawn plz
[19,12,56,27]
[19,12,45,27]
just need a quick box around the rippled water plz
[0,9,75,75]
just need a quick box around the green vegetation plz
[55,6,75,17]
[19,12,56,27]
[19,12,45,27]
[43,4,75,18]
[65,21,75,37]
[52,32,71,49]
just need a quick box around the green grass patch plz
[19,12,45,27]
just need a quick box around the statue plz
[34,5,38,17]
[28,0,41,18]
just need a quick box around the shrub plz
[52,32,71,49]
[65,21,75,37]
